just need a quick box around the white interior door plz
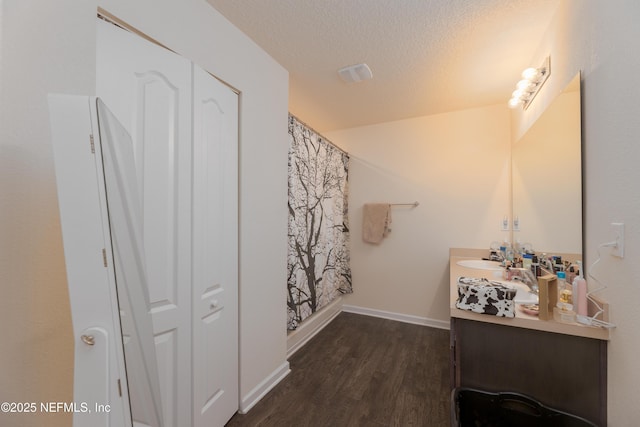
[192,65,239,427]
[97,19,193,427]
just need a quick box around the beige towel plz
[362,203,391,244]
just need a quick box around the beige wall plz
[0,2,96,426]
[325,104,511,324]
[0,1,289,425]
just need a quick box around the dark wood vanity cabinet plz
[450,318,607,426]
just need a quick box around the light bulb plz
[522,67,540,81]
[508,98,522,108]
[517,79,534,91]
[512,89,526,99]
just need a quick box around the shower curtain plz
[287,115,352,330]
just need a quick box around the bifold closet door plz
[97,18,193,427]
[96,17,240,427]
[192,65,239,427]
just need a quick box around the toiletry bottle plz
[554,256,563,273]
[556,272,572,311]
[566,265,576,285]
[522,253,533,270]
[573,261,588,320]
[506,245,514,263]
[531,255,541,277]
[554,271,576,323]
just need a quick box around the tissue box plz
[456,277,517,318]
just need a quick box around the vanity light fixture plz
[508,56,550,109]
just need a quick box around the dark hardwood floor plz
[226,312,451,427]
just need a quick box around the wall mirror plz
[511,73,582,255]
[97,99,165,427]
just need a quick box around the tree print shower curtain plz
[287,115,352,330]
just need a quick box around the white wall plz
[325,104,511,324]
[513,1,640,423]
[0,1,289,425]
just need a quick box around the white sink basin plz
[456,259,503,271]
[498,281,539,305]
[455,259,538,305]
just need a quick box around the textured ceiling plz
[206,0,560,132]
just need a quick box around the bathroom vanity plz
[450,248,608,426]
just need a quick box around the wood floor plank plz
[226,312,451,427]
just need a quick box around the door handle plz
[81,334,95,346]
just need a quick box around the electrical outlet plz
[611,222,624,258]
[513,216,520,232]
[501,216,509,231]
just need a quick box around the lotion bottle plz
[573,261,588,321]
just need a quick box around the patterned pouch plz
[456,277,517,318]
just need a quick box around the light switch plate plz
[611,222,624,258]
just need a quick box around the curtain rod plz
[289,114,349,156]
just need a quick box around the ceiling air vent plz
[337,63,373,83]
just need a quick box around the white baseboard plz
[286,297,343,358]
[342,304,450,330]
[238,361,291,414]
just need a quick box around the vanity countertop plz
[450,248,610,341]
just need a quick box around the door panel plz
[192,65,239,427]
[136,73,179,307]
[49,95,131,427]
[97,19,192,427]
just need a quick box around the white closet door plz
[192,65,239,427]
[96,19,192,427]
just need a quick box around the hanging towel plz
[362,203,391,244]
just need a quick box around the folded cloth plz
[456,277,516,318]
[362,203,391,244]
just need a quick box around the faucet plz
[489,251,505,262]
[508,267,539,294]
[539,254,555,273]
